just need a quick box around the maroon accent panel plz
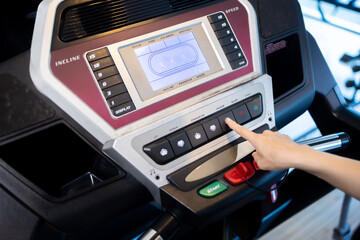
[50,0,254,130]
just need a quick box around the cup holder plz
[0,123,124,199]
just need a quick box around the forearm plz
[291,146,360,200]
[225,118,360,199]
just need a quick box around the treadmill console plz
[30,0,275,202]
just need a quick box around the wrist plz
[291,144,320,171]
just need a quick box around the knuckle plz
[263,130,272,135]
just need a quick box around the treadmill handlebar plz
[298,132,350,152]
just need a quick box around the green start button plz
[198,181,228,198]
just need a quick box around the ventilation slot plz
[59,0,173,42]
[169,0,217,10]
[59,0,220,42]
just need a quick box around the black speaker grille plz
[59,0,219,42]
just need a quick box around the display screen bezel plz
[119,23,223,101]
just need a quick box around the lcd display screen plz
[119,24,223,101]
[134,32,210,91]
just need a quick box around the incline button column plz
[87,47,136,118]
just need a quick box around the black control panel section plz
[86,48,136,117]
[167,124,271,192]
[143,94,263,165]
[208,12,247,70]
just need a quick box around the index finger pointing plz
[225,117,257,144]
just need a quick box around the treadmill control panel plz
[30,0,271,202]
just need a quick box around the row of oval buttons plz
[143,114,235,165]
[143,95,262,165]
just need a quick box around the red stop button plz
[224,162,255,185]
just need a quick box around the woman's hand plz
[225,117,307,171]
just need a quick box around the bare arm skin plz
[225,118,360,200]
